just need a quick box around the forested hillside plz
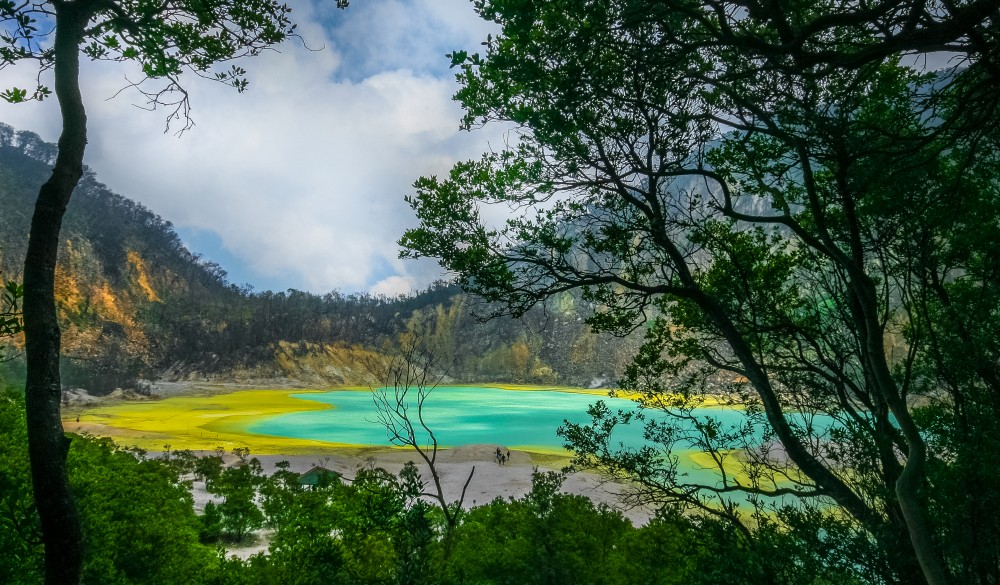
[0,123,638,393]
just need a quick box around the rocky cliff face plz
[1,124,641,393]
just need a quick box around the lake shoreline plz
[63,382,657,528]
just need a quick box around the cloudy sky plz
[0,0,503,296]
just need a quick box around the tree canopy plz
[402,2,1000,584]
[4,1,347,583]
[1,0,349,128]
[0,277,22,338]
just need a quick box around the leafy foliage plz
[6,0,352,581]
[69,438,214,584]
[0,391,42,585]
[0,0,342,131]
[0,277,22,337]
[401,2,1000,583]
[0,393,216,584]
[204,456,266,543]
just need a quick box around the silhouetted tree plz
[402,2,1000,584]
[371,337,475,554]
[2,1,348,582]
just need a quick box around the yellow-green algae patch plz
[65,388,372,454]
[687,449,800,491]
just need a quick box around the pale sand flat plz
[184,445,650,525]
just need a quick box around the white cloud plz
[325,0,497,80]
[1,0,503,295]
[369,274,416,297]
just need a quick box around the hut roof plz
[299,466,341,486]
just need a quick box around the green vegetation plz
[0,392,873,584]
[0,276,21,369]
[0,277,21,338]
[1,392,212,585]
[402,2,1000,584]
[5,0,355,579]
[1,1,997,583]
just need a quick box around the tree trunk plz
[22,4,93,584]
[852,273,950,585]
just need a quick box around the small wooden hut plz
[298,466,341,488]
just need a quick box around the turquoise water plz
[247,386,749,452]
[247,386,843,509]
